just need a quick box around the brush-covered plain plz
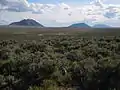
[0,27,120,90]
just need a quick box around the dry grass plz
[0,27,120,41]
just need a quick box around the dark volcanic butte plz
[9,19,44,27]
[69,23,91,28]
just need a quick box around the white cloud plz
[90,0,105,8]
[0,0,30,12]
[0,0,120,27]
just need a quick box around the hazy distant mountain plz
[9,19,44,27]
[93,24,111,28]
[69,23,91,28]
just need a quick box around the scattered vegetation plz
[0,28,120,90]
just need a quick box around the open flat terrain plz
[0,27,120,40]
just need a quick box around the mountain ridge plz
[69,23,91,28]
[9,19,44,27]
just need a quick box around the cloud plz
[90,0,104,8]
[0,0,30,12]
[104,6,120,18]
[0,0,120,27]
[29,3,56,14]
[58,3,70,10]
[0,0,56,13]
[104,11,117,18]
[0,0,8,6]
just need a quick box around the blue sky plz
[29,0,91,4]
[0,0,120,27]
[29,0,120,5]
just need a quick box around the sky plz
[29,0,91,5]
[0,0,120,27]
